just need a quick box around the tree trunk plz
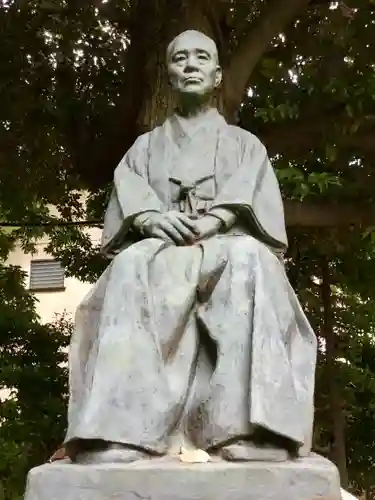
[84,0,226,188]
[320,257,348,487]
[136,0,225,132]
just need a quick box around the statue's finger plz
[176,214,200,233]
[153,228,174,244]
[161,223,186,244]
[172,219,196,240]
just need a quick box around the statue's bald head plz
[166,29,222,98]
[167,30,219,64]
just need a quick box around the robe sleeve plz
[101,134,166,256]
[207,207,236,230]
[211,132,288,250]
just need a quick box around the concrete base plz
[24,454,341,500]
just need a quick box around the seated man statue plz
[64,29,317,464]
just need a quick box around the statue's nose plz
[184,56,199,71]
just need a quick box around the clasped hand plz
[140,211,221,245]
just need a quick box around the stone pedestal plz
[24,454,341,500]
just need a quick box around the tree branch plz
[285,200,375,227]
[2,201,374,229]
[223,0,313,120]
[259,118,375,157]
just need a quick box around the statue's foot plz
[219,440,289,462]
[75,444,153,465]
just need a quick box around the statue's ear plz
[215,66,223,88]
[167,74,174,88]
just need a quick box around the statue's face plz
[167,31,222,97]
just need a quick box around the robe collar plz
[147,108,228,208]
[167,108,226,149]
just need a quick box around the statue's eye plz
[173,54,186,63]
[197,53,210,61]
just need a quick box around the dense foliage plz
[0,263,71,498]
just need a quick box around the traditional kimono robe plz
[65,109,317,456]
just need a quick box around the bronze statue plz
[65,30,317,465]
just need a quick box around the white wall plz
[6,228,102,324]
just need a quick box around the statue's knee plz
[229,237,280,265]
[113,239,164,270]
[227,236,263,262]
[112,243,146,268]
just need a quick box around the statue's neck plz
[174,106,218,132]
[176,93,213,120]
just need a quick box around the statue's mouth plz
[184,77,203,84]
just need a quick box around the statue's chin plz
[181,90,211,98]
